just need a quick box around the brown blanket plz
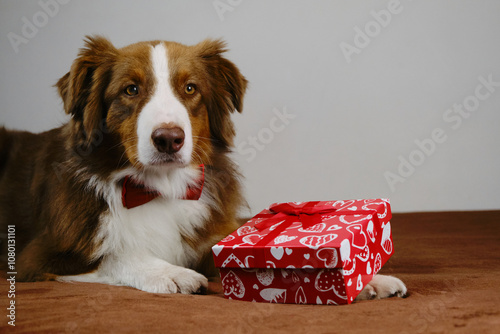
[2,211,499,333]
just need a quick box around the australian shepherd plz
[0,36,405,299]
[0,36,247,294]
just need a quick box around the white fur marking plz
[72,170,211,293]
[137,43,193,166]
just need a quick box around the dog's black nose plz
[151,126,185,154]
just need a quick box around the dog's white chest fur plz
[97,194,209,268]
[59,170,211,293]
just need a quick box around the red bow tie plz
[121,164,205,209]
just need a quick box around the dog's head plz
[57,36,247,170]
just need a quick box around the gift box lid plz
[212,199,392,269]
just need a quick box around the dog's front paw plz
[355,274,407,301]
[139,265,208,294]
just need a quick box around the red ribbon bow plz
[121,164,205,209]
[255,202,336,230]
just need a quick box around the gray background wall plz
[1,0,499,214]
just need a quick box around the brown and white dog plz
[0,36,247,294]
[0,36,405,299]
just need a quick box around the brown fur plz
[0,36,247,281]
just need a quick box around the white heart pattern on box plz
[362,200,388,219]
[355,245,370,262]
[274,235,297,245]
[256,269,274,286]
[222,254,245,268]
[298,222,326,233]
[242,234,263,245]
[220,234,235,243]
[260,288,287,303]
[212,245,223,257]
[342,258,356,276]
[295,286,307,304]
[340,238,356,276]
[366,220,375,242]
[314,269,347,300]
[321,215,337,222]
[346,224,367,249]
[281,269,289,279]
[237,225,257,236]
[340,239,350,262]
[331,200,355,210]
[271,247,284,260]
[244,255,255,267]
[381,223,393,254]
[222,270,245,298]
[356,274,363,291]
[299,234,337,250]
[339,214,371,225]
[373,253,382,274]
[316,248,339,268]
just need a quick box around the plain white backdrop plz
[1,0,499,214]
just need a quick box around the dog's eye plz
[124,85,139,96]
[184,84,196,95]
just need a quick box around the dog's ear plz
[56,35,117,146]
[197,39,248,148]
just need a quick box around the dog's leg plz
[58,255,208,294]
[56,272,121,285]
[355,274,407,301]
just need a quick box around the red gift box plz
[212,199,394,305]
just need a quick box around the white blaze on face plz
[137,42,193,166]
